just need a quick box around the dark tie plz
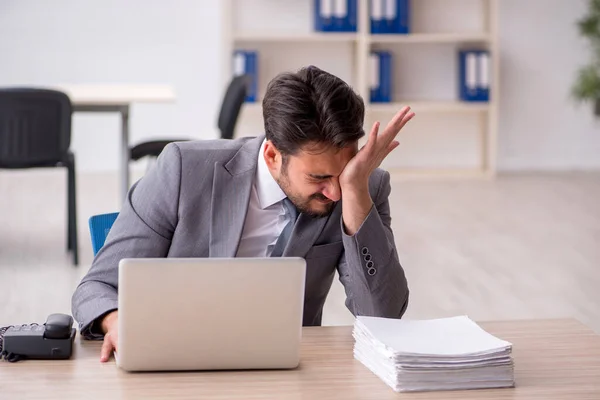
[270,198,298,257]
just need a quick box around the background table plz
[1,319,599,399]
[51,84,177,201]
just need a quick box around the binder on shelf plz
[386,0,409,34]
[478,51,490,101]
[316,0,357,32]
[369,53,380,101]
[459,50,479,102]
[233,50,258,102]
[370,51,392,103]
[459,50,490,102]
[371,0,409,34]
[346,0,358,32]
[315,0,334,32]
[379,52,392,102]
[370,0,385,34]
[332,0,348,31]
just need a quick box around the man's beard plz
[276,171,336,219]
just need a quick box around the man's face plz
[264,141,357,218]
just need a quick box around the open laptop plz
[115,257,306,372]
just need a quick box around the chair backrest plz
[217,75,250,140]
[0,88,72,168]
[89,212,119,256]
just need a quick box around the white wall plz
[0,0,223,172]
[498,0,600,170]
[0,0,599,172]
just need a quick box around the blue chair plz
[89,213,119,256]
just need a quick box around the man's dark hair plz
[262,66,365,156]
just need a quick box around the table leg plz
[120,105,130,201]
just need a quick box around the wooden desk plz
[49,84,177,201]
[1,319,599,399]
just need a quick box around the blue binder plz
[346,0,358,32]
[370,52,380,102]
[477,51,490,101]
[315,0,334,32]
[316,0,357,32]
[379,52,392,102]
[332,0,348,31]
[370,51,393,103]
[459,50,490,102]
[372,0,409,34]
[386,0,409,34]
[370,0,385,34]
[233,50,258,102]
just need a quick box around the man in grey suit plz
[72,66,415,362]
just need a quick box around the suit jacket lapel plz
[209,136,264,257]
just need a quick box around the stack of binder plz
[353,316,515,392]
[370,51,393,103]
[314,0,357,32]
[459,50,490,102]
[233,50,258,102]
[370,0,410,34]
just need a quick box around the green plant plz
[572,0,600,104]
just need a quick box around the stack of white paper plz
[353,316,515,392]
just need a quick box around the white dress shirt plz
[235,140,292,257]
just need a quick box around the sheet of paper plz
[355,316,512,356]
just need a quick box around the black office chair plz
[0,88,79,266]
[217,74,251,140]
[129,74,250,161]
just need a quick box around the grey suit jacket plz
[72,136,409,338]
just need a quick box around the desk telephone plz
[0,313,76,362]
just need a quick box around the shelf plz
[369,32,491,44]
[242,101,490,114]
[233,32,490,44]
[234,32,358,43]
[387,168,493,180]
[369,101,490,113]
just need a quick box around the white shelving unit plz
[222,0,499,177]
[233,32,359,43]
[368,32,491,44]
[370,101,490,113]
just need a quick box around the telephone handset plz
[0,313,76,362]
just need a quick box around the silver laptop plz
[115,257,306,372]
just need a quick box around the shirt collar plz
[256,139,287,209]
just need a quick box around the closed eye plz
[309,174,333,181]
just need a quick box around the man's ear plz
[263,140,281,170]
